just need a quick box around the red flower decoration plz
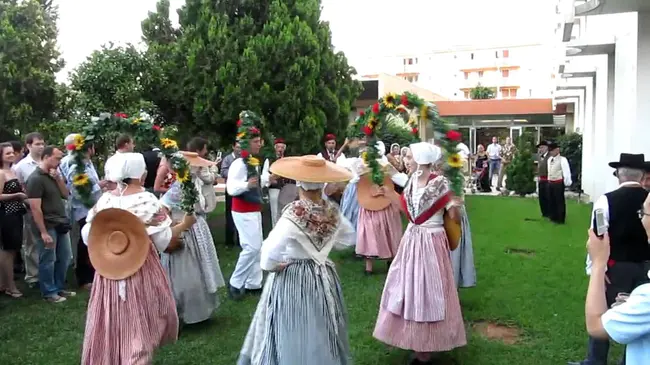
[241,150,250,159]
[608,259,615,268]
[359,110,365,117]
[362,125,373,136]
[372,103,380,114]
[66,144,75,151]
[411,127,419,135]
[249,127,260,135]
[237,119,243,127]
[400,94,409,106]
[274,138,285,145]
[114,113,128,118]
[446,130,462,142]
[152,125,161,131]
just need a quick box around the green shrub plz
[506,131,537,196]
[556,133,582,192]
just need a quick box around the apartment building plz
[361,44,558,101]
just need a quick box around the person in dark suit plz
[220,141,241,247]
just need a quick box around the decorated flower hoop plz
[70,112,198,213]
[348,92,464,195]
[236,110,262,176]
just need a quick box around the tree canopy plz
[0,0,63,138]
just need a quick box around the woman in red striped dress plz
[80,152,194,364]
[373,142,467,364]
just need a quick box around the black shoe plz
[228,284,245,301]
[246,288,263,295]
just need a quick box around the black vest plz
[538,153,549,177]
[605,186,650,262]
[321,149,336,162]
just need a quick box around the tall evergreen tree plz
[144,0,361,152]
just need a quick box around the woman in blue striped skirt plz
[238,155,356,365]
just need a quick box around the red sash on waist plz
[232,197,261,212]
[549,179,564,184]
[539,176,548,181]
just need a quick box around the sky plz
[55,0,556,82]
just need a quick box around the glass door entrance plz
[510,127,522,143]
[476,127,509,148]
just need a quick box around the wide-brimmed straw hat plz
[180,151,215,167]
[270,155,352,183]
[88,208,151,280]
[357,174,397,211]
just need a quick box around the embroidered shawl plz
[281,198,340,264]
[400,174,451,225]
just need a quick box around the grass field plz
[0,196,623,365]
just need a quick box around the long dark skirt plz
[238,260,352,365]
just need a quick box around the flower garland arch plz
[68,112,197,213]
[348,92,464,195]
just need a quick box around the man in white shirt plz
[261,138,293,227]
[546,142,572,224]
[227,112,264,300]
[572,153,650,365]
[486,136,502,186]
[11,132,45,286]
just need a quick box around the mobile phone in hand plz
[592,208,608,238]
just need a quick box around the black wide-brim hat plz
[536,140,549,148]
[547,141,559,150]
[609,153,647,169]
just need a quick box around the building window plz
[502,88,518,99]
[503,49,510,58]
[408,58,413,65]
[529,89,532,97]
[495,51,499,58]
[470,53,474,60]
[501,69,510,78]
[464,72,469,80]
[463,90,470,99]
[478,71,484,78]
[415,58,418,64]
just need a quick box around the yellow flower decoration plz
[237,132,245,140]
[72,173,89,187]
[382,93,397,109]
[419,104,428,122]
[361,151,368,162]
[73,134,85,151]
[248,156,261,167]
[447,154,463,168]
[131,118,142,124]
[161,138,178,149]
[176,168,190,183]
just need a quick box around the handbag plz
[55,222,72,235]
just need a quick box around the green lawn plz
[0,196,622,364]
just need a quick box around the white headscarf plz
[376,141,386,157]
[409,142,441,178]
[297,181,325,191]
[107,152,147,183]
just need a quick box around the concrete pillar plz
[592,55,610,201]
[631,12,650,155]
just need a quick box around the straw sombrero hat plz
[270,155,352,183]
[357,173,397,211]
[180,151,215,167]
[88,208,151,280]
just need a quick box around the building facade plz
[360,44,558,101]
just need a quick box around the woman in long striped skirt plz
[451,203,476,288]
[80,153,193,364]
[238,156,356,365]
[373,143,466,365]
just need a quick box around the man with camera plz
[569,153,650,365]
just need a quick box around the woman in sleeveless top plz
[0,142,28,298]
[373,143,466,364]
